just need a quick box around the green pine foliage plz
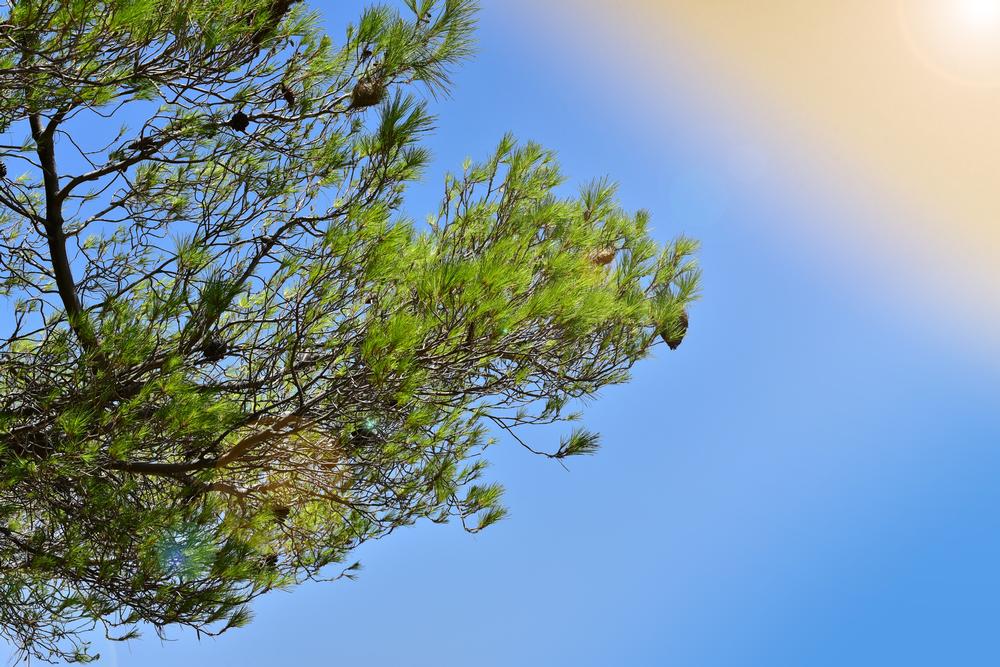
[0,0,699,661]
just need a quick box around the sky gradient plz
[528,0,1000,359]
[10,1,1000,664]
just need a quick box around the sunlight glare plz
[900,0,1000,86]
[959,0,1000,30]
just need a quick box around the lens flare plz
[156,525,214,579]
[900,0,1000,86]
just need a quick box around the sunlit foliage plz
[0,0,698,661]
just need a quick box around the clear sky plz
[11,1,1000,665]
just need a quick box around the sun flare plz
[958,0,1000,29]
[900,0,1000,85]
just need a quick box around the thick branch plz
[29,112,97,352]
[107,412,306,477]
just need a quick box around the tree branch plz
[29,112,98,352]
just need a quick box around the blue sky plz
[12,2,1000,665]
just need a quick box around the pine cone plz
[0,162,6,179]
[202,337,229,362]
[588,247,616,266]
[349,77,386,110]
[271,504,291,523]
[227,111,251,132]
[660,310,689,350]
[280,83,296,109]
[250,0,301,45]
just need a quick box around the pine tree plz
[0,0,699,661]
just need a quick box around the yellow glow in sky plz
[959,0,1000,29]
[521,0,1000,354]
[901,0,1000,86]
